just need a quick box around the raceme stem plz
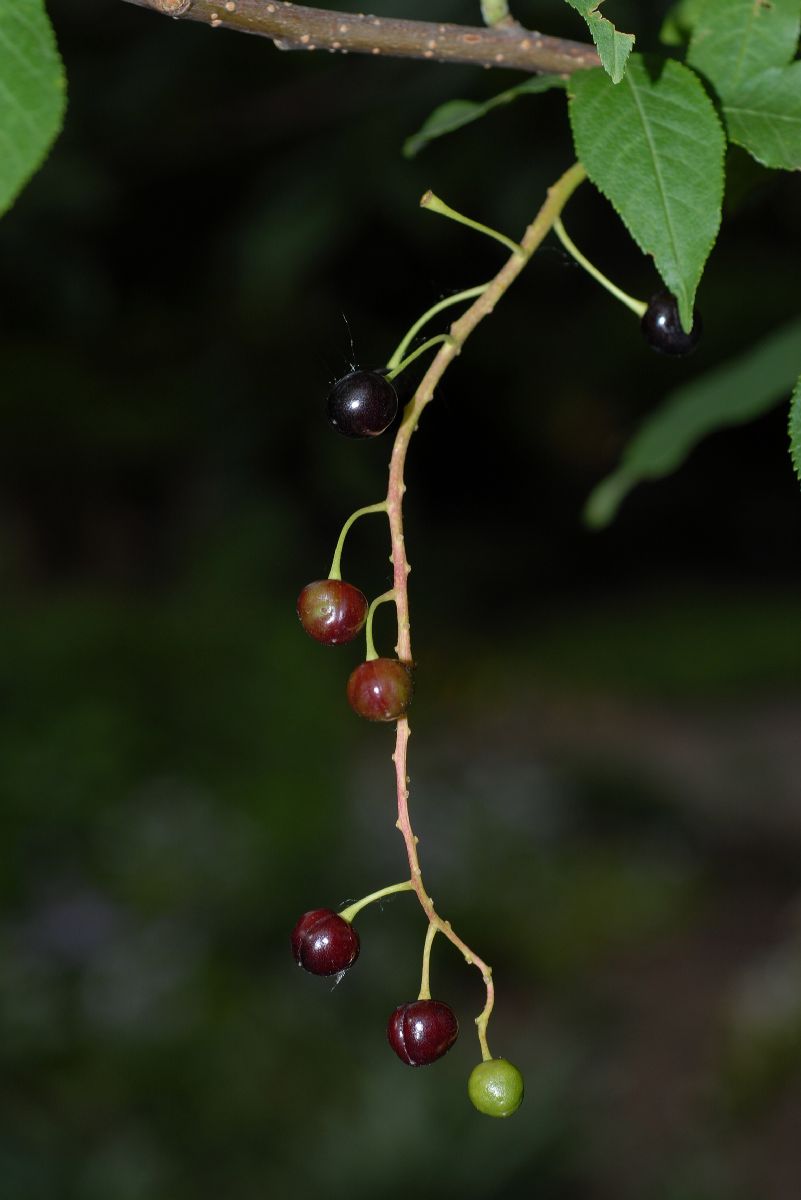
[384,161,587,1056]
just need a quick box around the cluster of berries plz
[297,576,412,721]
[289,366,523,1117]
[288,270,698,1120]
[292,909,457,1066]
[285,191,703,1122]
[298,368,414,720]
[290,906,523,1117]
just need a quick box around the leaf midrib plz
[729,1,762,95]
[726,103,801,122]
[624,67,682,287]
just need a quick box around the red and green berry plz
[347,658,413,722]
[297,579,368,645]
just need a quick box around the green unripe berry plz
[467,1058,524,1118]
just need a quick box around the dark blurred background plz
[2,1,801,1196]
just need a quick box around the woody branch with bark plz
[122,0,599,76]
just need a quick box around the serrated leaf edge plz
[790,376,801,485]
[563,0,635,84]
[569,60,726,331]
[722,62,801,171]
[0,2,67,218]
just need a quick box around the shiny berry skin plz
[347,658,413,722]
[387,1000,459,1066]
[641,290,702,356]
[327,370,398,439]
[297,579,368,645]
[467,1058,524,1117]
[291,909,360,975]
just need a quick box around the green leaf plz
[687,0,801,170]
[724,63,801,171]
[790,377,801,485]
[585,317,801,527]
[569,57,725,331]
[403,76,566,158]
[0,0,66,217]
[563,0,634,84]
[660,0,706,47]
[687,0,801,103]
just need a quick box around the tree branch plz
[122,1,600,76]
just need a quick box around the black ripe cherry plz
[327,370,398,439]
[387,1000,459,1066]
[641,290,702,356]
[467,1058,524,1117]
[347,658,413,722]
[297,579,368,645]
[291,909,360,975]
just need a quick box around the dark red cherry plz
[347,658,413,722]
[291,909,360,975]
[388,1000,459,1066]
[327,370,398,438]
[297,579,368,645]
[641,290,702,356]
